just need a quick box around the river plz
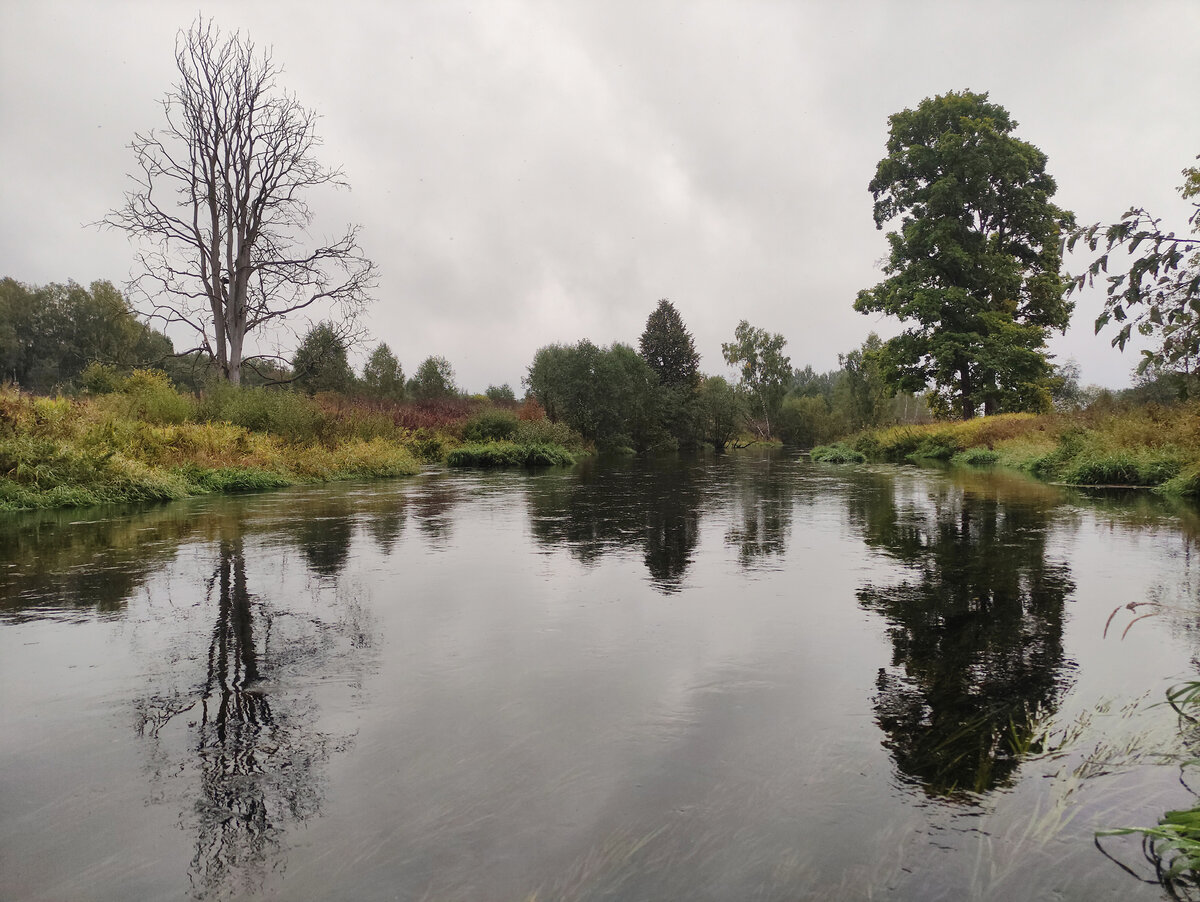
[2,451,1199,901]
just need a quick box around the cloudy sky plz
[2,1,1198,392]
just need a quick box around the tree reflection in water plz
[723,455,806,567]
[526,458,702,593]
[852,478,1075,797]
[135,534,363,899]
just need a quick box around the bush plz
[447,441,575,468]
[811,443,867,464]
[98,369,194,425]
[462,408,520,443]
[197,383,327,443]
[404,429,444,462]
[953,448,1001,466]
[80,362,124,395]
[513,417,586,451]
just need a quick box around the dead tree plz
[105,18,376,384]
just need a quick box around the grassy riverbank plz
[0,375,583,511]
[829,404,1200,496]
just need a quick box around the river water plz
[2,451,1199,901]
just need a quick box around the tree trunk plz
[959,364,975,419]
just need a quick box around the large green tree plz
[639,299,702,447]
[836,333,892,430]
[525,340,666,451]
[361,342,405,401]
[855,91,1074,419]
[292,322,353,395]
[408,356,458,401]
[1069,155,1200,391]
[639,299,700,389]
[721,320,791,436]
[696,375,746,452]
[0,278,172,391]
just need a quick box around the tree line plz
[13,21,1200,437]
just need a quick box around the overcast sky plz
[2,1,1198,392]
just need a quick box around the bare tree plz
[105,18,376,384]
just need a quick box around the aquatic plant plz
[1097,681,1200,898]
[810,443,866,464]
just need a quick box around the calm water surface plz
[3,451,1200,901]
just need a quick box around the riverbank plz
[829,405,1200,496]
[0,377,583,511]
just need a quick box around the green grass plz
[810,443,867,464]
[952,447,1001,466]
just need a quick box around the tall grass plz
[848,404,1200,496]
[0,378,593,510]
[0,382,422,511]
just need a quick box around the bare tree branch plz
[101,17,376,385]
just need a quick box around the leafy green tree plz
[835,333,892,430]
[409,355,458,401]
[855,90,1074,419]
[1069,155,1200,391]
[0,277,173,392]
[525,340,667,451]
[696,375,746,452]
[361,343,405,400]
[790,364,840,403]
[721,320,791,436]
[776,395,845,447]
[639,299,700,389]
[485,384,516,403]
[292,323,353,395]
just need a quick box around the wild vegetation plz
[0,371,590,511]
[843,402,1200,496]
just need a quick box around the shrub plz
[80,362,124,395]
[953,448,1001,466]
[404,429,444,462]
[447,441,575,468]
[197,383,327,443]
[108,370,193,425]
[513,417,586,451]
[811,443,867,464]
[462,408,520,443]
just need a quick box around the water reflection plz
[364,493,407,553]
[287,497,357,577]
[852,475,1075,796]
[0,506,193,619]
[527,457,703,593]
[133,526,368,898]
[723,455,806,567]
